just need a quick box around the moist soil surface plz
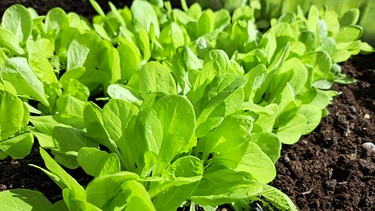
[269,55,375,211]
[0,1,374,210]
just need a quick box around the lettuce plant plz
[0,0,372,210]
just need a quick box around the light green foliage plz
[0,27,25,55]
[117,37,142,81]
[255,184,298,211]
[107,84,143,106]
[0,83,25,140]
[190,165,263,206]
[0,82,32,159]
[247,0,375,46]
[1,57,49,106]
[29,115,70,148]
[27,40,58,85]
[0,0,372,210]
[131,0,160,36]
[136,95,196,175]
[31,148,86,200]
[150,156,203,210]
[249,132,281,163]
[77,147,121,177]
[139,61,177,98]
[86,172,155,211]
[52,126,99,169]
[1,4,32,44]
[30,148,102,210]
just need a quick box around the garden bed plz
[0,0,374,210]
[270,54,375,210]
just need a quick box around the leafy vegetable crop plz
[195,0,375,46]
[0,0,373,210]
[253,0,375,46]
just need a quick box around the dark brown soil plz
[1,1,374,210]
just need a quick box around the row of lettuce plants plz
[193,0,375,45]
[0,0,372,210]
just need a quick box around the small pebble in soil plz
[326,179,337,190]
[328,168,333,179]
[283,155,290,163]
[362,142,375,154]
[349,106,357,113]
[288,161,303,178]
[300,139,308,145]
[0,184,7,191]
[10,160,21,169]
[364,114,370,119]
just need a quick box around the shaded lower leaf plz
[77,147,120,177]
[259,185,298,211]
[190,165,263,206]
[86,172,155,211]
[0,133,33,159]
[62,188,101,211]
[30,148,86,199]
[0,189,52,211]
[150,156,204,211]
[53,126,98,154]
